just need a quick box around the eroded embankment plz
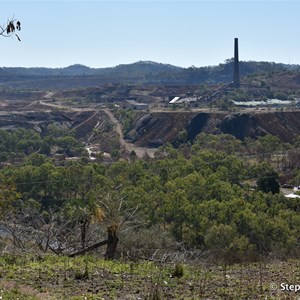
[126,110,300,146]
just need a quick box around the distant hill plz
[0,61,182,77]
[0,60,299,90]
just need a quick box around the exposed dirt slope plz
[127,110,300,146]
[0,110,90,132]
[2,108,300,153]
[102,109,156,158]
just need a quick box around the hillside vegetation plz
[0,130,300,298]
[2,62,300,298]
[0,60,299,89]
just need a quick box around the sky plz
[0,0,299,68]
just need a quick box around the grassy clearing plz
[0,254,299,299]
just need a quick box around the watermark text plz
[270,282,300,292]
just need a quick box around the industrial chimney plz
[233,38,240,88]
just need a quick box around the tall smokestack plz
[233,38,240,88]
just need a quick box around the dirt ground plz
[1,256,300,299]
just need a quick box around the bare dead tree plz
[98,191,139,259]
[0,200,78,256]
[69,189,139,259]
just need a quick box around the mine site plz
[2,42,300,162]
[2,1,300,299]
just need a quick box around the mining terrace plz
[1,96,300,155]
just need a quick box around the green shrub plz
[172,263,184,278]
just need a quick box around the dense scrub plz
[0,126,300,298]
[0,129,300,263]
[0,126,86,163]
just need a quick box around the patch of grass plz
[0,286,39,300]
[74,262,89,280]
[145,282,163,300]
[0,254,299,299]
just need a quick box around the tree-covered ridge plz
[0,131,299,261]
[0,60,299,87]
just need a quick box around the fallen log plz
[69,239,108,257]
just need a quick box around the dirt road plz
[103,109,156,158]
[20,97,156,158]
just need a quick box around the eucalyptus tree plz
[0,18,21,40]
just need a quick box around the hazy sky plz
[0,0,299,68]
